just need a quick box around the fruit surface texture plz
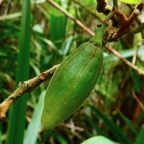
[40,42,103,131]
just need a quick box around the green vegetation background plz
[0,0,144,144]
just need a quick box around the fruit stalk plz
[39,24,107,132]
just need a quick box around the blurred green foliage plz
[0,0,144,144]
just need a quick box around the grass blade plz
[134,125,144,144]
[84,115,108,137]
[89,105,132,144]
[23,91,45,144]
[118,112,138,135]
[7,0,31,144]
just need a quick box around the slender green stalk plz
[7,0,31,144]
[89,24,107,46]
[113,0,118,8]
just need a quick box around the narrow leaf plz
[134,125,144,144]
[23,91,45,144]
[119,112,138,135]
[7,0,31,144]
[89,105,132,144]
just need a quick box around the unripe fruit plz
[39,42,103,132]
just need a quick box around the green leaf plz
[85,115,108,137]
[89,105,132,144]
[131,70,142,93]
[53,133,68,144]
[118,0,142,4]
[134,125,144,144]
[81,136,118,144]
[23,91,45,144]
[0,12,21,21]
[50,14,67,49]
[7,0,31,144]
[119,112,138,135]
[80,0,96,6]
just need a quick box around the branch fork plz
[104,3,144,42]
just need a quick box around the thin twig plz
[47,0,94,36]
[0,64,59,121]
[47,0,144,75]
[132,47,138,64]
[105,45,144,75]
[132,89,144,111]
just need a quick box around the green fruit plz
[39,42,103,132]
